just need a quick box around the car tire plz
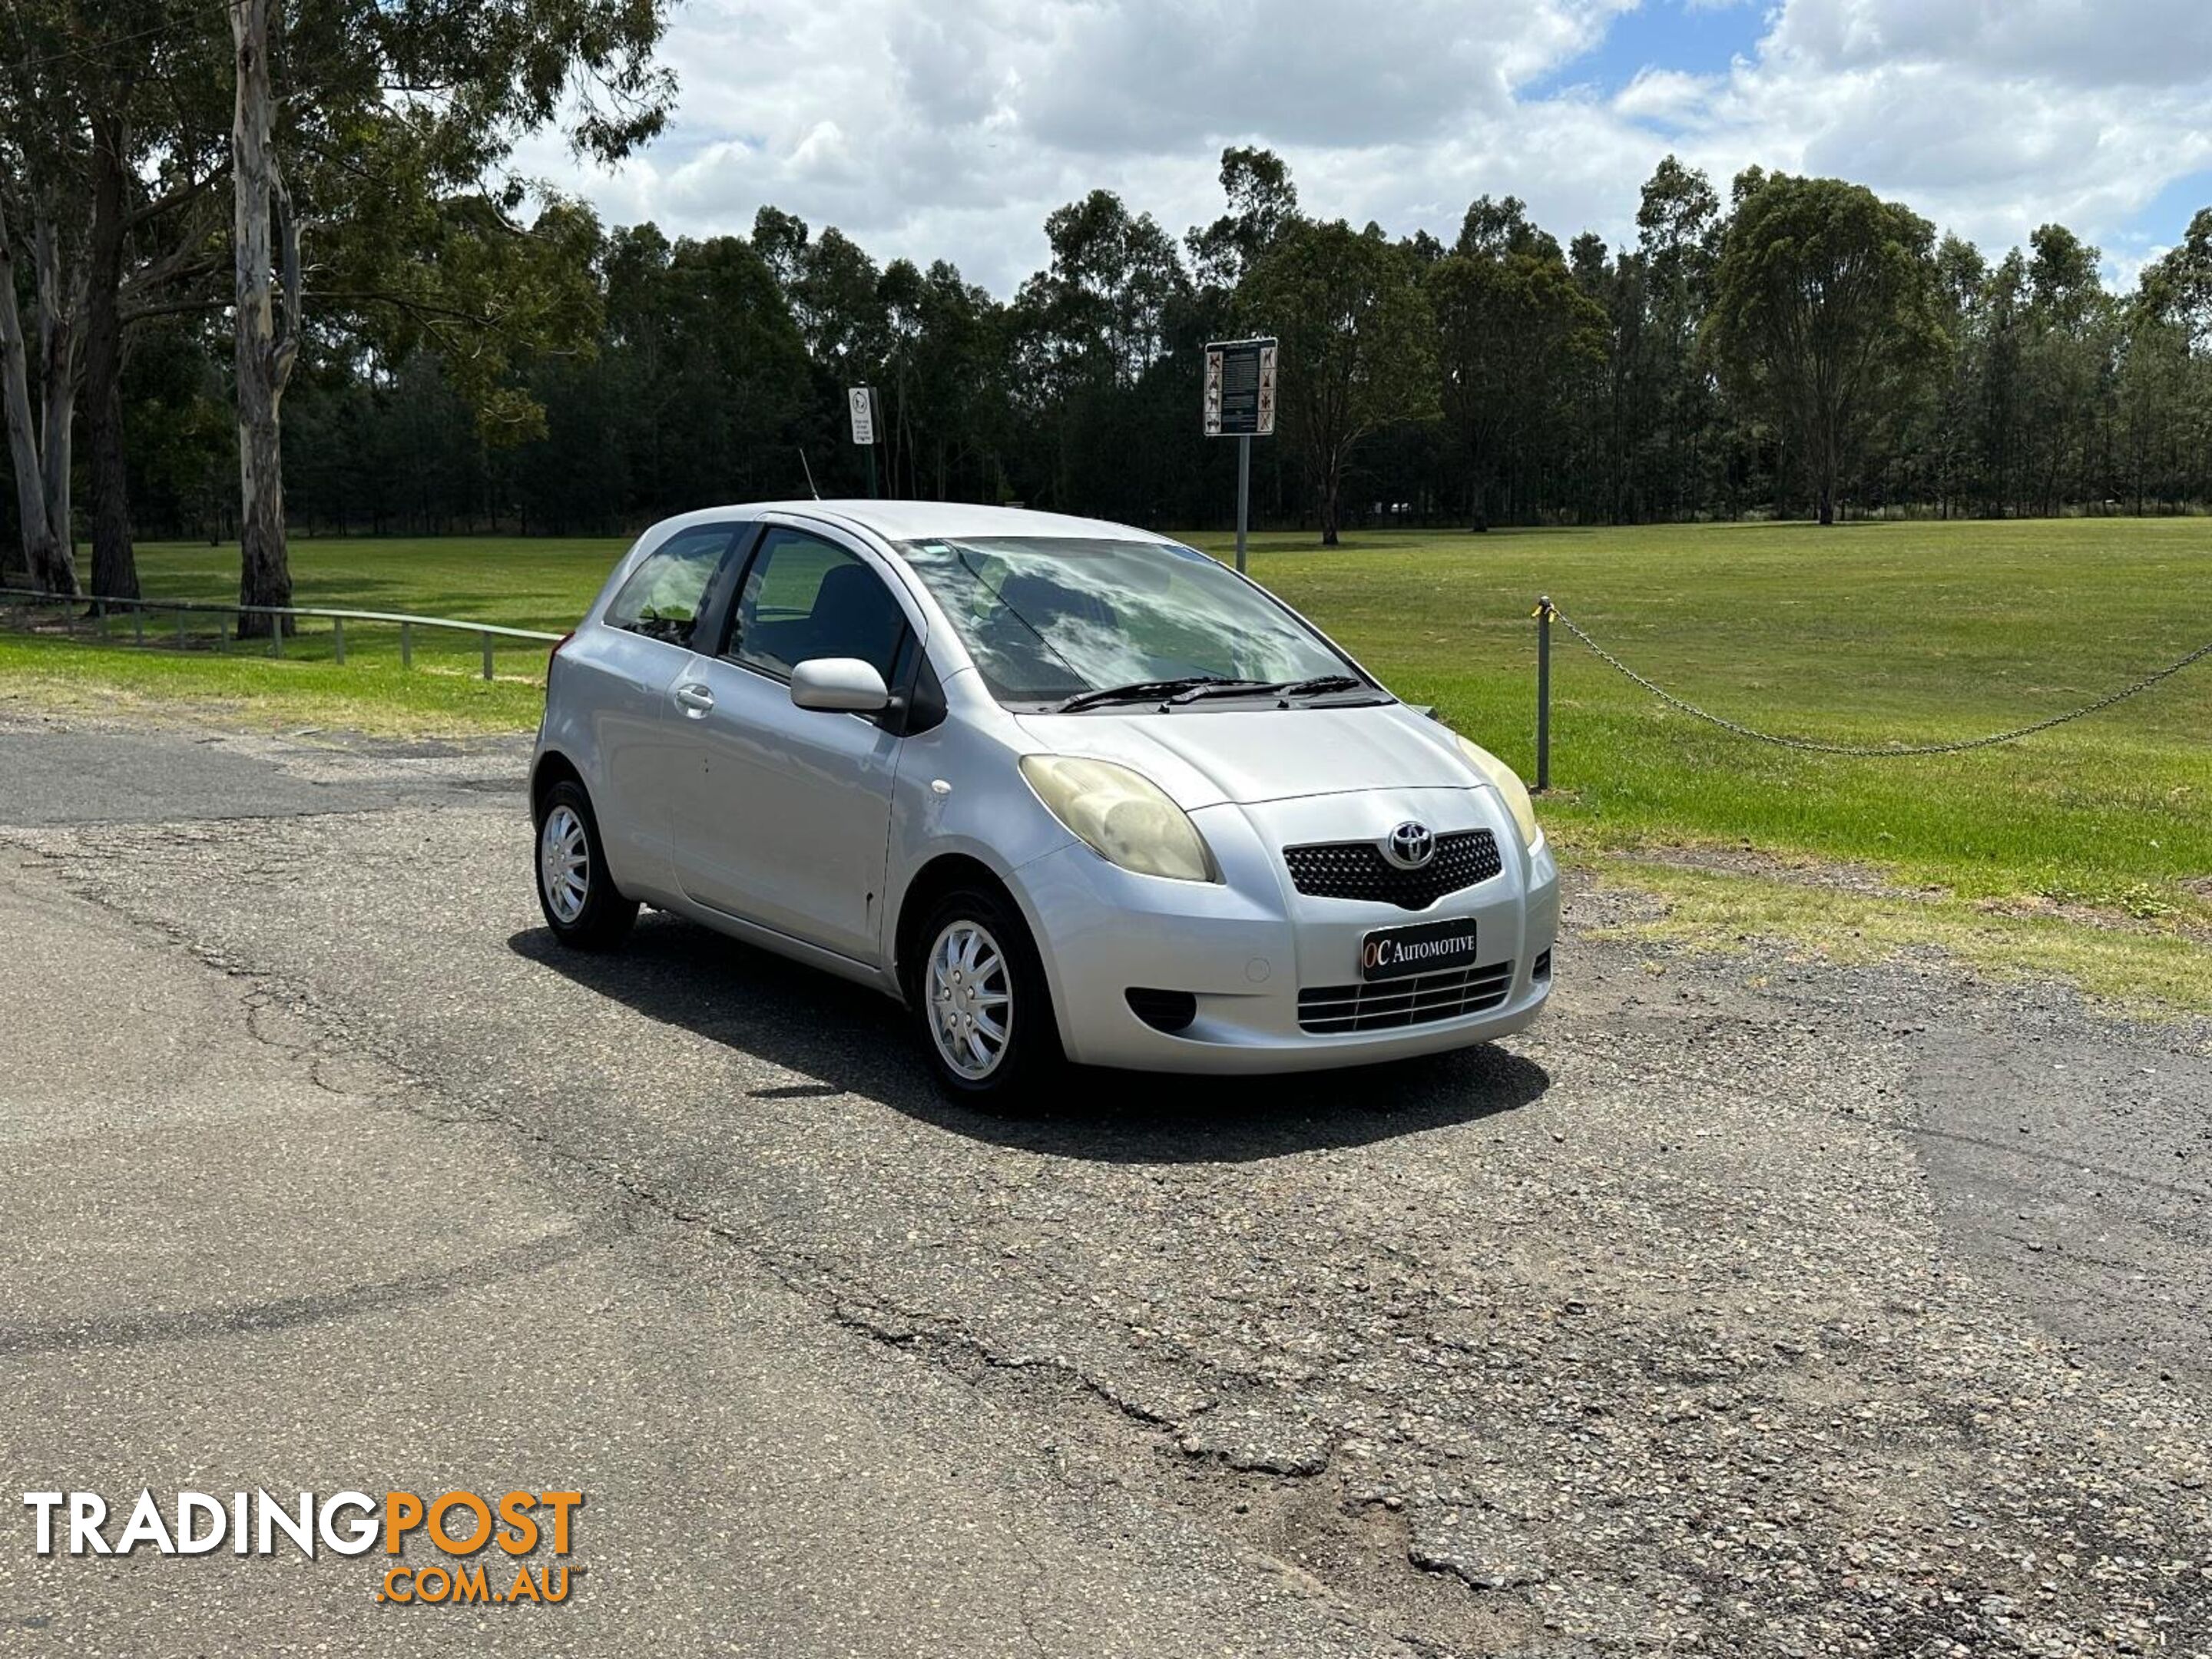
[909,885,1063,1105]
[535,779,637,950]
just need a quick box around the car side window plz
[604,526,737,647]
[728,528,909,680]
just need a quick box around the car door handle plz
[674,682,715,717]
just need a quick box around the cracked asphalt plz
[1,709,2207,1657]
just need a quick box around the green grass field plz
[6,518,2209,1005]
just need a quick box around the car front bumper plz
[1012,786,1558,1075]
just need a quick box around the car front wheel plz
[535,779,637,949]
[909,886,1061,1104]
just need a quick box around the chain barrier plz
[1536,598,2212,758]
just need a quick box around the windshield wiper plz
[1167,673,1366,705]
[1056,676,1233,712]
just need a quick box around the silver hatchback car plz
[533,502,1557,1101]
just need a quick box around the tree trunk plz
[1319,465,1341,547]
[34,221,78,562]
[1814,423,1836,525]
[230,0,297,636]
[84,111,140,601]
[0,207,75,594]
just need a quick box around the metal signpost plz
[1204,336,1276,572]
[848,386,879,496]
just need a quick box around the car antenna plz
[797,449,822,499]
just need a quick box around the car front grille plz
[1297,962,1515,1035]
[1283,830,1502,909]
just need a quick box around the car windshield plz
[894,535,1370,707]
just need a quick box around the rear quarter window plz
[605,526,739,646]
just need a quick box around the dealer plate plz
[1359,916,1479,982]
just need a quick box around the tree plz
[0,0,93,594]
[226,0,678,630]
[651,234,811,505]
[752,215,891,495]
[1705,173,1948,524]
[1187,147,1300,293]
[1634,158,1723,518]
[2124,208,2212,512]
[1008,190,1188,511]
[2016,224,2115,515]
[0,194,76,593]
[1026,190,1186,385]
[2143,207,2212,353]
[228,0,296,621]
[0,0,231,598]
[1427,197,1606,528]
[1240,219,1435,544]
[906,260,1006,502]
[1922,233,1990,518]
[87,2,229,602]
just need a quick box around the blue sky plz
[524,0,2212,293]
[2120,169,2212,270]
[1528,0,1764,100]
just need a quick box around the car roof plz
[650,499,1180,549]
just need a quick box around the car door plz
[670,524,914,964]
[573,522,751,895]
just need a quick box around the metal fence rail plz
[0,588,562,680]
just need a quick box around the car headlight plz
[1455,735,1542,849]
[1018,755,1220,882]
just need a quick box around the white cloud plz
[515,0,2212,293]
[1611,66,1719,124]
[1762,0,2212,89]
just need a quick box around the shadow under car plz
[508,911,1549,1165]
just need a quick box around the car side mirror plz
[790,657,892,714]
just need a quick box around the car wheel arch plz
[531,750,585,817]
[892,849,1082,1055]
[892,843,1057,974]
[891,853,1007,993]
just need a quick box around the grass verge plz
[1581,852,2212,1018]
[0,633,543,736]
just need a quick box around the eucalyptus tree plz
[1633,157,1723,518]
[0,192,74,592]
[224,0,677,628]
[1705,173,1947,524]
[85,2,229,601]
[750,213,895,495]
[0,0,230,596]
[1924,233,1991,518]
[904,260,1006,502]
[0,8,82,596]
[1186,146,1300,295]
[1008,190,1188,511]
[1427,196,1606,528]
[0,0,108,592]
[1240,218,1435,545]
[1978,250,2030,515]
[2127,208,2212,508]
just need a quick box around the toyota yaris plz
[532,502,1557,1101]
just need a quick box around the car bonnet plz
[1010,702,1476,809]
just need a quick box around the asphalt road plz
[1,710,2207,1657]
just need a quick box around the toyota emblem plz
[1383,821,1436,870]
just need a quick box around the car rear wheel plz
[909,886,1061,1104]
[535,779,637,949]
